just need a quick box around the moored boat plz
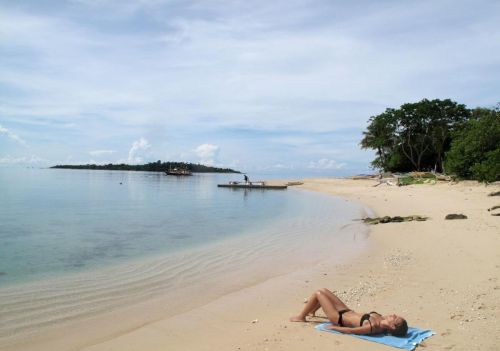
[165,167,192,176]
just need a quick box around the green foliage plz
[398,175,436,186]
[51,161,240,174]
[361,99,470,172]
[445,108,500,182]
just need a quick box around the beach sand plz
[5,178,500,351]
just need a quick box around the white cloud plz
[0,124,27,146]
[127,138,151,164]
[195,143,219,166]
[89,149,116,156]
[0,154,47,164]
[0,1,499,173]
[308,158,345,170]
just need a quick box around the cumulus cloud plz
[127,138,151,164]
[0,124,27,146]
[89,149,116,156]
[195,143,219,166]
[308,158,345,170]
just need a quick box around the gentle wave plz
[0,190,368,346]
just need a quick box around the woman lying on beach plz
[290,288,408,337]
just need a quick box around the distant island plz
[51,161,240,174]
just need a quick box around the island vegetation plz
[360,99,499,182]
[51,161,240,174]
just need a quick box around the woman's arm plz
[326,324,373,335]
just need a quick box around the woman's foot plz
[290,315,306,322]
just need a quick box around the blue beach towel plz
[315,323,434,350]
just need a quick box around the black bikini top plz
[360,311,381,333]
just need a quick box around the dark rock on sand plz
[445,214,468,220]
[363,215,428,225]
[488,191,500,196]
[380,216,392,223]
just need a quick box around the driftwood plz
[488,191,500,197]
[373,179,397,187]
[445,214,468,220]
[362,215,428,225]
[488,205,500,216]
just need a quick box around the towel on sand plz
[315,323,434,350]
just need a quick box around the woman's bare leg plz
[317,288,349,311]
[290,291,321,322]
[315,291,342,324]
[290,288,349,322]
[309,301,321,317]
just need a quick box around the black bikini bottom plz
[337,309,351,326]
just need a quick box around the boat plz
[165,167,192,176]
[217,181,287,190]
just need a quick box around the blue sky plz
[1,0,499,175]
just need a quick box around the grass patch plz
[398,175,437,186]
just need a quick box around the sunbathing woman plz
[290,288,408,337]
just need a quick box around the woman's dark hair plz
[391,319,408,337]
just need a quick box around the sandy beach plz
[5,178,500,351]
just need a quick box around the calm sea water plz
[0,169,300,285]
[0,168,370,344]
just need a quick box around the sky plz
[1,0,499,176]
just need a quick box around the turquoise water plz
[0,168,371,344]
[0,169,298,285]
[0,168,364,287]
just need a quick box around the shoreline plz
[0,187,368,351]
[3,178,499,351]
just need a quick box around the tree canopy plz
[444,107,500,182]
[361,99,470,173]
[361,99,499,182]
[51,161,240,174]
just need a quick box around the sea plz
[0,168,370,345]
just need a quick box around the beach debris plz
[488,191,500,196]
[361,172,455,186]
[373,179,397,187]
[445,214,468,220]
[362,215,428,224]
[435,174,453,181]
[487,205,500,216]
[251,319,259,323]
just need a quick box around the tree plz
[445,107,500,182]
[360,110,397,170]
[361,99,470,172]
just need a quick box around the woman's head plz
[383,314,408,337]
